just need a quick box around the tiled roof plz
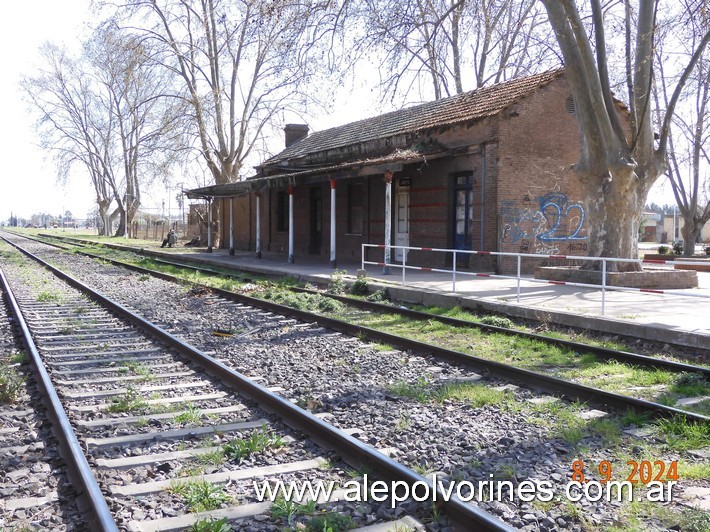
[263,69,564,167]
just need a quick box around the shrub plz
[365,289,387,303]
[657,245,669,255]
[672,241,684,255]
[479,315,515,329]
[328,269,347,294]
[350,276,368,295]
[0,367,24,403]
[262,291,344,313]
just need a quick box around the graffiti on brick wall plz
[501,192,587,254]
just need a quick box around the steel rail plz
[0,267,119,532]
[152,261,710,373]
[305,290,710,375]
[22,232,710,374]
[3,237,512,531]
[10,234,708,423]
[208,284,710,423]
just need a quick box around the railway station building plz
[186,69,626,273]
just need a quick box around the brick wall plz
[495,77,587,273]
[219,76,599,275]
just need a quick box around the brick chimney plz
[284,124,309,148]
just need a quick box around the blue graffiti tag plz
[537,193,586,242]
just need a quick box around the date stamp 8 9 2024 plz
[566,459,678,503]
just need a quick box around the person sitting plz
[161,229,177,248]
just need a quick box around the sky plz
[0,1,97,222]
[0,2,677,223]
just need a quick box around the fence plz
[361,244,710,317]
[129,222,201,242]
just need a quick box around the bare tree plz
[22,44,115,235]
[540,0,710,270]
[24,25,184,237]
[655,17,710,255]
[113,0,344,186]
[85,23,186,235]
[356,0,554,102]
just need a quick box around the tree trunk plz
[578,165,643,272]
[681,218,696,257]
[97,201,110,236]
[109,208,121,237]
[115,209,126,237]
[693,226,702,251]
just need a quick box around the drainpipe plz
[229,197,235,255]
[255,192,262,258]
[287,185,294,264]
[480,143,486,251]
[330,178,337,268]
[384,171,393,274]
[366,178,371,265]
[207,197,213,253]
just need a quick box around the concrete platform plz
[134,244,710,351]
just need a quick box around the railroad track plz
[2,232,709,531]
[30,232,710,363]
[31,232,710,366]
[17,231,710,421]
[0,235,507,530]
[0,273,88,530]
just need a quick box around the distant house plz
[660,213,710,245]
[187,69,628,273]
[640,211,663,242]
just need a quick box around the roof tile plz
[264,69,564,166]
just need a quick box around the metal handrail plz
[362,243,710,316]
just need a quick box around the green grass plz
[270,497,316,524]
[387,378,515,413]
[30,232,710,421]
[678,461,710,480]
[433,381,514,408]
[606,498,710,532]
[195,449,225,466]
[122,361,155,381]
[36,290,61,303]
[387,376,430,402]
[106,387,147,413]
[371,342,395,352]
[525,400,623,447]
[0,366,24,403]
[671,372,710,396]
[174,405,203,424]
[478,315,515,328]
[655,416,710,451]
[494,464,517,480]
[10,352,27,364]
[168,479,231,513]
[653,373,710,415]
[305,512,352,532]
[189,518,232,532]
[222,427,284,463]
[261,290,344,313]
[395,413,411,431]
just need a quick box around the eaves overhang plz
[184,148,453,198]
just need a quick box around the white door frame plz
[394,183,410,262]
